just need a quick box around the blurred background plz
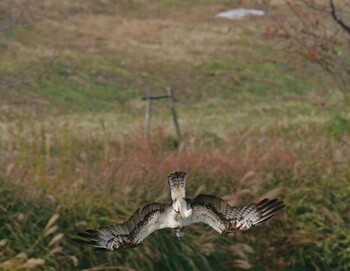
[0,0,349,270]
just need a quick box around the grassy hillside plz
[0,1,349,270]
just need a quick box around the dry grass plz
[1,113,350,270]
[0,212,63,271]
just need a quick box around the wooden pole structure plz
[141,88,182,146]
[167,87,181,143]
[144,90,152,142]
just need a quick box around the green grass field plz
[0,1,349,270]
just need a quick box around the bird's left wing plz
[224,198,285,230]
[185,201,229,234]
[73,202,171,251]
[188,194,284,234]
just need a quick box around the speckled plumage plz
[73,171,284,251]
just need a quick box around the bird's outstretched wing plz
[73,202,171,250]
[188,194,284,234]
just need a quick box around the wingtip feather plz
[255,199,285,225]
[77,232,97,241]
[86,229,99,235]
[72,238,99,247]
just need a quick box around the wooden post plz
[144,90,152,142]
[167,87,181,143]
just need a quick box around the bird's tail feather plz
[168,171,186,201]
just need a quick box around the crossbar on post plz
[141,94,169,100]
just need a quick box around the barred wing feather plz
[187,204,228,234]
[73,202,170,251]
[191,194,284,233]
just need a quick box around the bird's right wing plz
[190,194,284,234]
[73,202,171,251]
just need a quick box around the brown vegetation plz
[0,0,349,270]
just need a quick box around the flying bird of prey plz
[73,171,284,251]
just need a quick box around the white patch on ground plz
[216,9,265,20]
